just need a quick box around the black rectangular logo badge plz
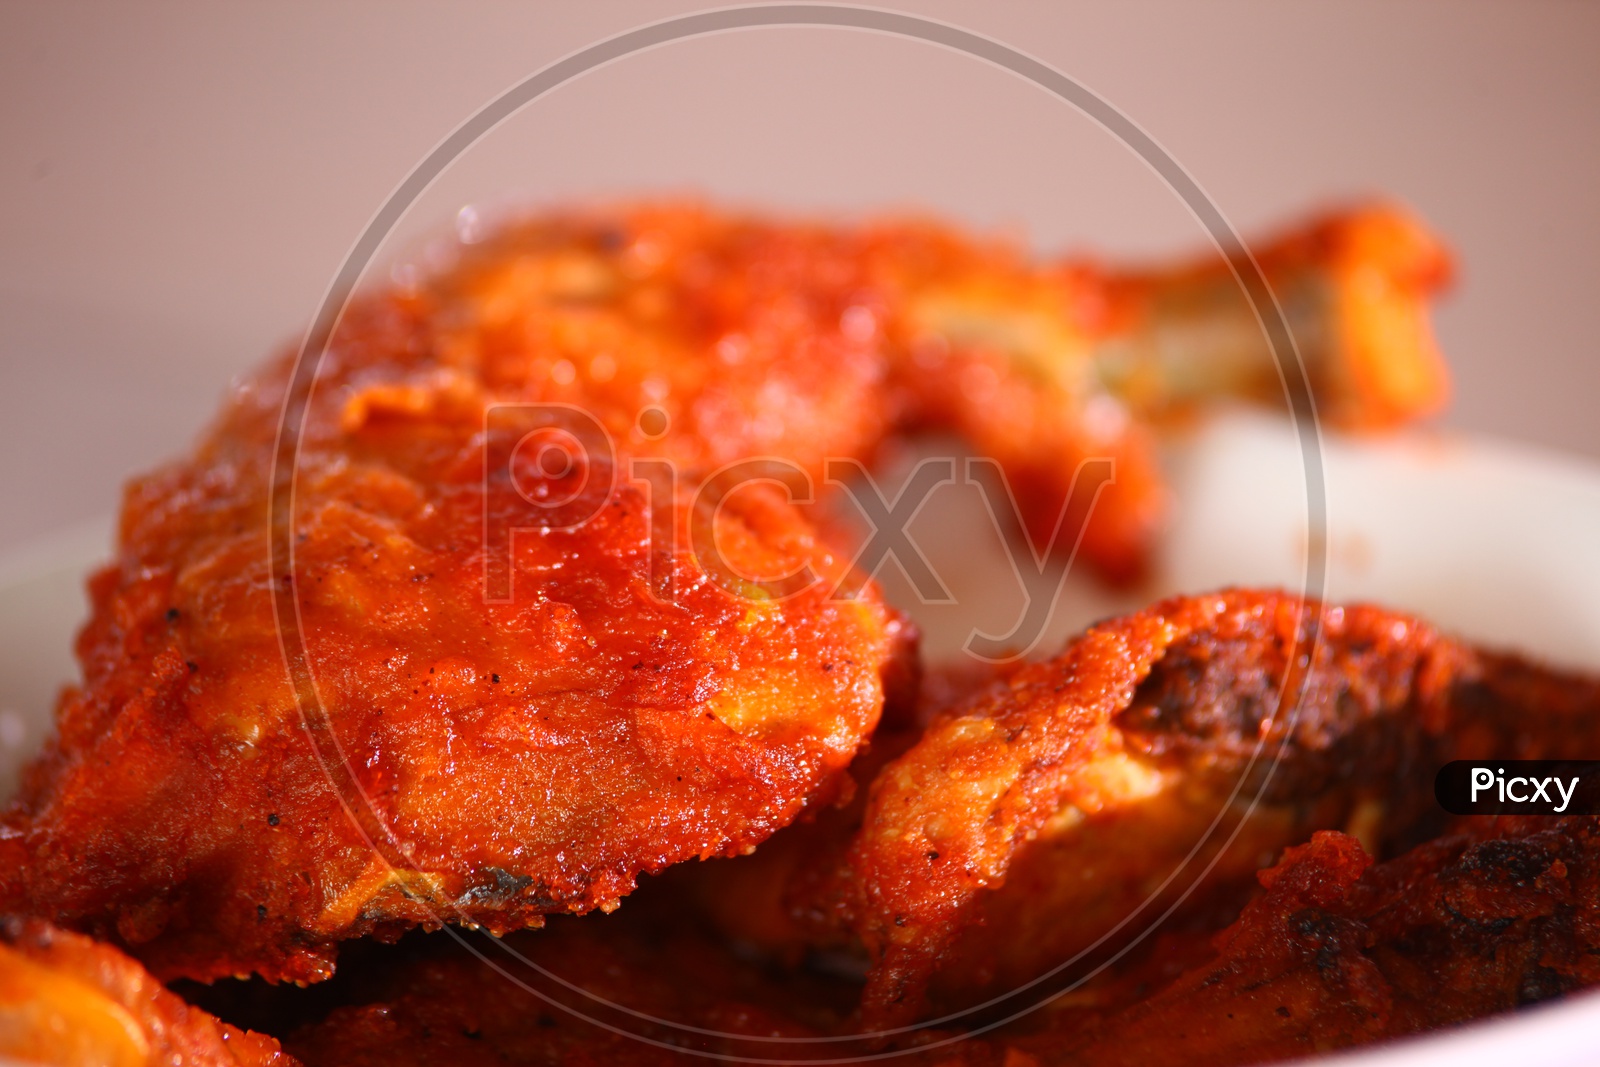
[1435,761,1600,816]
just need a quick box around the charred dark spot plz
[1292,909,1336,939]
[461,866,535,906]
[267,813,280,827]
[1466,839,1550,885]
[1288,908,1362,977]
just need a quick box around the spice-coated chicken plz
[431,200,1451,582]
[682,590,1600,1029]
[0,285,900,985]
[0,200,1451,996]
[1023,817,1600,1065]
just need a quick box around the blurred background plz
[1,1,1597,556]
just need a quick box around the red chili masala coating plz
[1036,817,1600,1065]
[0,198,1455,1001]
[808,590,1600,1028]
[0,283,897,985]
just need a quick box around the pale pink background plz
[2,2,1596,554]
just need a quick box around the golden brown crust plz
[816,590,1600,1028]
[350,200,1450,584]
[0,283,895,984]
[0,198,1456,1033]
[10,590,1593,1064]
[838,591,1409,1026]
[440,203,1169,581]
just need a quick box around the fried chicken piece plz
[0,199,1450,986]
[0,287,898,984]
[803,590,1600,1028]
[425,200,1449,582]
[0,917,291,1067]
[1038,818,1600,1065]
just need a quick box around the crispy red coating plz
[0,283,896,984]
[0,202,1454,987]
[816,590,1600,1027]
[362,200,1450,583]
[0,917,292,1067]
[1039,817,1600,1065]
[0,196,1455,1031]
[434,203,1164,581]
[11,587,1592,1063]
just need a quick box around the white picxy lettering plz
[1469,767,1581,812]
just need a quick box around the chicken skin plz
[0,917,291,1067]
[433,201,1451,582]
[1032,817,1600,1065]
[682,590,1600,1029]
[842,591,1600,1028]
[0,199,1452,1008]
[7,587,1597,1064]
[0,285,899,985]
[0,197,1454,989]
